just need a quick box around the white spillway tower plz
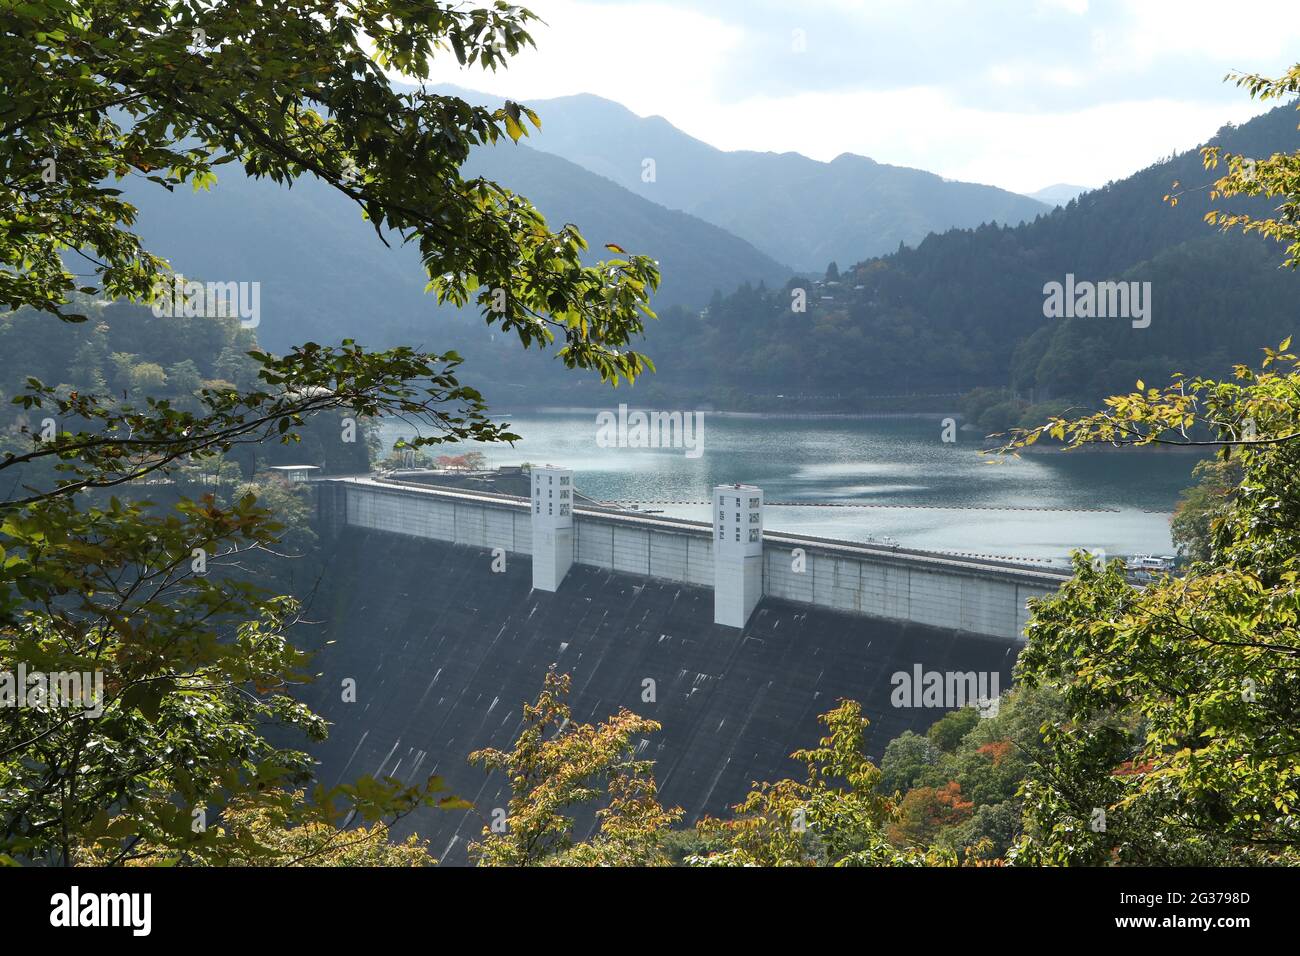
[531,465,574,591]
[713,483,764,628]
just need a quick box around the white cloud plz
[663,87,1271,193]
[1121,0,1300,62]
[412,0,1297,193]
[421,1,742,119]
[1036,0,1089,14]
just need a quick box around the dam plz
[316,471,1068,640]
[300,471,1071,862]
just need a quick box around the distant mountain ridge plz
[1026,183,1092,206]
[429,84,1052,272]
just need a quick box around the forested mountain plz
[434,85,1052,272]
[631,103,1300,409]
[118,137,789,356]
[0,302,370,478]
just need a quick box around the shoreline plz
[382,410,1211,456]
[473,408,1214,451]
[996,441,1212,456]
[512,406,958,421]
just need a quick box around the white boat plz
[1129,554,1176,572]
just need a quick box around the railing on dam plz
[316,476,1072,642]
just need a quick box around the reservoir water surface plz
[377,411,1206,566]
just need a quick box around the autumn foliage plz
[889,782,975,847]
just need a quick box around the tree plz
[377,446,435,471]
[691,700,915,866]
[77,791,437,867]
[888,781,973,848]
[878,731,940,795]
[232,475,320,593]
[1,0,657,375]
[67,325,109,395]
[108,351,137,391]
[0,489,475,865]
[1170,457,1244,562]
[128,360,167,395]
[467,670,680,866]
[1,1,658,865]
[1197,65,1300,268]
[2,0,660,505]
[213,346,251,390]
[868,686,1066,859]
[166,359,204,401]
[927,705,979,753]
[992,64,1300,866]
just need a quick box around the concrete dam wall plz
[297,526,1026,865]
[318,476,1068,641]
[296,475,1072,863]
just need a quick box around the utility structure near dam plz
[316,470,1069,640]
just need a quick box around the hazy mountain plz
[463,143,790,306]
[119,138,789,357]
[431,85,1051,272]
[1026,183,1092,206]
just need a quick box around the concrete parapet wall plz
[763,542,1057,640]
[574,514,713,587]
[334,480,531,555]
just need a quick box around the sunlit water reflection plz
[377,411,1205,565]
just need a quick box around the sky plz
[416,0,1300,195]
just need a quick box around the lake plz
[376,410,1207,566]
